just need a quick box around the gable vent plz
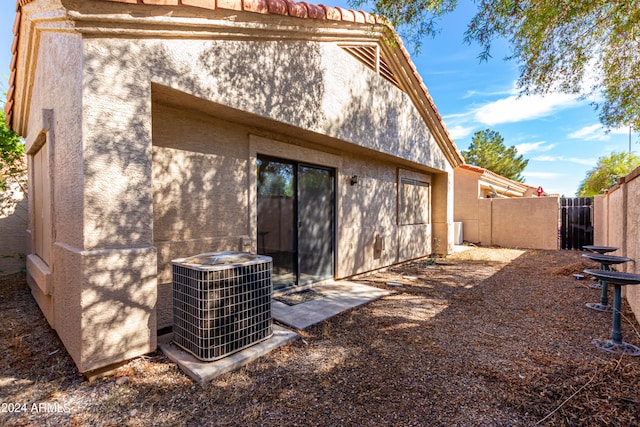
[341,45,404,91]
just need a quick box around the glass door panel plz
[298,165,334,285]
[257,158,296,290]
[257,156,335,289]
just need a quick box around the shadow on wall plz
[195,39,326,132]
[76,32,448,366]
[151,40,328,327]
[76,43,195,369]
[78,38,332,358]
[0,172,27,275]
[149,38,328,262]
[339,156,397,275]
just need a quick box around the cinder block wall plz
[478,197,559,250]
[453,167,481,243]
[454,169,559,250]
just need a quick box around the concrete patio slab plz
[272,280,391,330]
[159,280,389,383]
[159,325,299,384]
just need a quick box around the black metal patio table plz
[582,246,619,288]
[583,245,618,254]
[583,269,640,356]
[582,253,632,311]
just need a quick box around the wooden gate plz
[560,197,594,250]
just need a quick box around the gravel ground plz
[1,247,639,426]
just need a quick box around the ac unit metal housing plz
[172,251,273,361]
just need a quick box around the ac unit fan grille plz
[172,253,273,361]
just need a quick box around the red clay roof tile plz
[181,0,216,8]
[243,0,270,14]
[141,0,181,5]
[266,0,288,15]
[302,2,325,19]
[9,52,17,72]
[216,0,243,11]
[4,99,13,123]
[285,0,308,18]
[12,9,21,35]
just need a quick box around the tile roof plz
[458,164,541,195]
[6,0,462,166]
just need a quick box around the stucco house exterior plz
[7,0,464,374]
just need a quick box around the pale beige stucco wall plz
[454,167,481,243]
[454,168,559,249]
[592,195,606,246]
[625,172,640,319]
[595,168,640,323]
[152,104,254,329]
[0,176,27,275]
[20,24,159,371]
[17,4,157,372]
[603,186,625,253]
[82,34,454,364]
[20,23,91,370]
[142,38,448,171]
[476,197,560,250]
[431,169,455,254]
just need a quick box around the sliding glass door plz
[298,165,334,285]
[257,156,335,290]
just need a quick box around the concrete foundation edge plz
[159,325,299,383]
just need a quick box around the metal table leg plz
[586,264,611,312]
[592,283,640,356]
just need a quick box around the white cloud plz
[611,127,633,135]
[447,125,475,140]
[463,88,514,99]
[568,124,609,141]
[531,155,558,162]
[568,124,630,141]
[566,157,597,166]
[531,155,596,166]
[474,93,579,125]
[442,111,476,121]
[515,141,555,155]
[523,171,563,179]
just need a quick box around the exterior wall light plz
[350,175,359,185]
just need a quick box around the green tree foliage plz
[0,109,24,191]
[349,0,640,131]
[577,152,640,196]
[462,129,528,182]
[350,0,457,51]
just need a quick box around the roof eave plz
[8,0,464,170]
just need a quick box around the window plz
[399,178,430,225]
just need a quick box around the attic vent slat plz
[341,45,404,91]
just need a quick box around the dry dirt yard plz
[1,248,639,426]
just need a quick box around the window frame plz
[398,176,431,226]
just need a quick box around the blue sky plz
[1,1,636,196]
[402,2,637,197]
